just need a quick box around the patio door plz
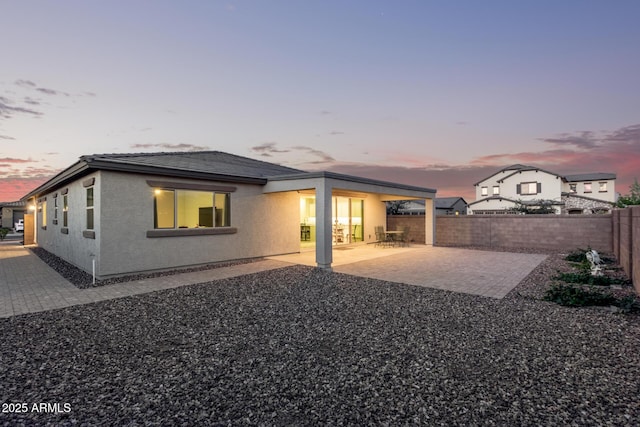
[333,196,363,245]
[300,195,364,248]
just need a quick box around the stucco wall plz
[98,171,301,277]
[35,172,101,274]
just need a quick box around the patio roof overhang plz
[263,171,436,200]
[264,171,437,270]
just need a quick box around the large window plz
[154,189,230,229]
[519,182,539,195]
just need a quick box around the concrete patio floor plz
[270,244,548,299]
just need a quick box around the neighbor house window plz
[154,189,231,229]
[86,187,94,230]
[518,182,539,195]
[63,194,68,227]
[493,186,500,195]
[584,183,592,193]
[569,184,577,193]
[599,182,607,192]
[481,186,488,196]
[54,195,58,224]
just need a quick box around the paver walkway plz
[1,242,547,319]
[0,242,290,318]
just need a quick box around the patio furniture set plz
[374,225,410,247]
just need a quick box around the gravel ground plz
[29,247,260,289]
[2,251,639,425]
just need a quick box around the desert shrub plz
[0,228,9,241]
[565,249,589,263]
[544,284,616,307]
[555,271,629,287]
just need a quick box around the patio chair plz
[374,225,391,247]
[399,225,410,247]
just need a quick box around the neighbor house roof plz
[474,164,616,187]
[562,173,616,182]
[23,151,306,200]
[0,200,28,208]
[435,197,467,209]
[473,164,561,186]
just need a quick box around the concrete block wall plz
[434,215,612,252]
[393,211,638,291]
[387,216,425,244]
[633,207,640,293]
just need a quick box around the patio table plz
[385,230,404,246]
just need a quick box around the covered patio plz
[264,171,436,270]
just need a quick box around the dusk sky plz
[1,0,639,202]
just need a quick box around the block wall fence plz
[388,209,638,291]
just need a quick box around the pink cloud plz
[0,177,49,202]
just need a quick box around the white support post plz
[425,198,435,245]
[315,180,333,269]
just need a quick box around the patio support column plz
[315,180,333,269]
[425,198,435,245]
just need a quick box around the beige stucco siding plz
[97,171,300,277]
[561,179,616,202]
[35,172,101,274]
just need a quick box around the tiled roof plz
[81,151,304,179]
[562,173,616,182]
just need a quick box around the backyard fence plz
[388,209,638,291]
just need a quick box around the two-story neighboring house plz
[467,164,616,215]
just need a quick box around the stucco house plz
[467,164,616,215]
[22,151,436,278]
[0,200,28,230]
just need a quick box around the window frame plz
[519,182,539,195]
[492,186,500,195]
[598,182,607,192]
[147,180,237,238]
[584,182,592,193]
[481,186,488,196]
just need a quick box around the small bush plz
[554,271,629,287]
[0,228,9,241]
[565,249,589,263]
[544,284,616,307]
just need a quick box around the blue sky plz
[1,0,639,201]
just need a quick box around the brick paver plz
[0,242,290,318]
[1,242,547,318]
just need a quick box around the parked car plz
[15,219,24,232]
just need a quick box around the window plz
[599,182,607,192]
[493,186,500,195]
[584,182,592,193]
[63,195,68,227]
[518,182,539,195]
[481,186,488,196]
[54,196,58,223]
[569,184,577,193]
[41,201,47,227]
[86,187,94,230]
[154,189,231,229]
